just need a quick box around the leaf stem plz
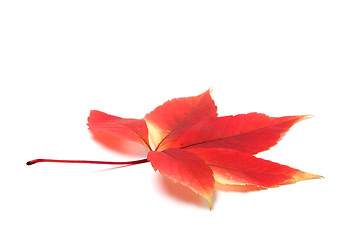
[26,158,148,166]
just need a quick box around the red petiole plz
[27,158,148,166]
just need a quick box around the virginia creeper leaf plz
[144,89,217,151]
[88,110,151,149]
[188,148,321,188]
[172,113,309,154]
[148,148,215,208]
[30,90,321,209]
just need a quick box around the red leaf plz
[30,91,321,209]
[188,148,321,189]
[144,89,217,151]
[88,110,151,150]
[148,148,215,208]
[172,113,309,154]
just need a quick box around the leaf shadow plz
[85,164,136,175]
[154,175,216,209]
[89,130,149,158]
[215,182,266,192]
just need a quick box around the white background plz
[1,1,347,239]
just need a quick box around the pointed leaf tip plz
[187,148,321,190]
[292,171,323,182]
[173,113,310,154]
[87,110,151,149]
[144,89,217,151]
[147,148,215,208]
